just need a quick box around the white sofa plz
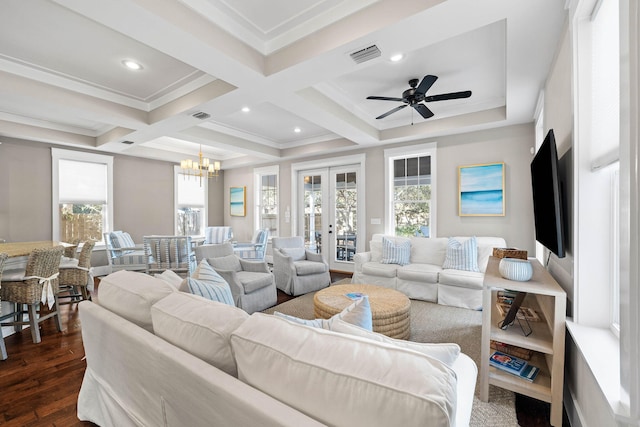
[352,235,507,310]
[77,270,477,427]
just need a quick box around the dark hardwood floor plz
[0,273,568,426]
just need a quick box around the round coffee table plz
[313,284,411,339]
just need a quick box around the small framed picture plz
[459,162,505,216]
[230,186,246,217]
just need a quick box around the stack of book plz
[489,351,540,382]
[490,340,533,360]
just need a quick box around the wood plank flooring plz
[0,274,567,426]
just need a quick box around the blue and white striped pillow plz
[381,237,411,266]
[442,236,480,272]
[183,278,234,306]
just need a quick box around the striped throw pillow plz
[442,236,480,272]
[381,237,411,266]
[182,278,234,306]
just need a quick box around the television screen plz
[531,129,566,258]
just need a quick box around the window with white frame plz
[385,143,436,237]
[254,165,279,236]
[174,166,207,236]
[52,149,113,243]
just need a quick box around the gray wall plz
[224,122,536,253]
[0,138,225,244]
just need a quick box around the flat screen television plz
[531,129,566,258]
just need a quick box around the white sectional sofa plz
[77,270,477,427]
[352,235,507,310]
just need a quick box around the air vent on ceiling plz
[192,111,211,120]
[121,140,134,145]
[350,45,381,64]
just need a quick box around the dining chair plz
[0,246,65,344]
[58,240,95,304]
[0,252,8,359]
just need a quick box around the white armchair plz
[204,226,233,244]
[272,236,330,296]
[104,231,146,272]
[233,228,269,260]
[197,243,277,314]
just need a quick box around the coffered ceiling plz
[0,0,567,169]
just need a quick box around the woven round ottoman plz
[313,284,411,339]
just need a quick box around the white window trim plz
[253,165,279,236]
[173,165,208,236]
[51,148,113,243]
[384,142,437,236]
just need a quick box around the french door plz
[297,164,362,272]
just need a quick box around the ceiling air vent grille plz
[121,140,134,145]
[192,111,211,120]
[350,45,381,64]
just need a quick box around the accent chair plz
[143,235,196,277]
[233,228,269,261]
[272,236,331,296]
[104,231,147,272]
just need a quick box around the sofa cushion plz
[274,295,372,330]
[438,269,484,290]
[442,236,480,272]
[151,292,249,377]
[280,247,306,261]
[236,271,273,293]
[97,270,176,332]
[381,236,411,266]
[329,317,460,367]
[231,313,457,427]
[294,260,326,276]
[362,261,399,278]
[209,254,242,272]
[370,241,383,262]
[410,237,448,265]
[396,263,441,283]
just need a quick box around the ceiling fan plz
[367,75,472,120]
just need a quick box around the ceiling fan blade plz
[413,103,434,119]
[375,104,408,119]
[425,90,472,102]
[367,96,404,102]
[414,75,438,96]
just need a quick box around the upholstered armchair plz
[204,226,233,244]
[196,243,276,314]
[233,228,269,260]
[143,235,196,277]
[272,236,330,296]
[104,231,146,272]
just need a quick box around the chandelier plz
[180,145,220,185]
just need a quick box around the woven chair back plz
[0,246,64,304]
[77,241,96,269]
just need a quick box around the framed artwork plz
[230,186,246,217]
[458,162,505,216]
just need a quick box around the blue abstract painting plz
[459,163,505,216]
[230,186,246,216]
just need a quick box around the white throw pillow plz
[154,270,183,290]
[231,313,457,427]
[98,270,176,332]
[329,317,460,367]
[274,295,372,331]
[442,236,480,272]
[381,236,411,266]
[279,247,306,261]
[151,292,248,377]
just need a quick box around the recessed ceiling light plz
[390,53,404,62]
[122,59,143,70]
[294,127,301,133]
[241,106,250,113]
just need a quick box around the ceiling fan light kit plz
[367,75,472,120]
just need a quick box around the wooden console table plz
[480,256,566,426]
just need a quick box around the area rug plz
[263,290,518,427]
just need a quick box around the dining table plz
[0,241,77,272]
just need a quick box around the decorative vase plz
[499,258,533,281]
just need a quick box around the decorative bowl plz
[498,258,533,281]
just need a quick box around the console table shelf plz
[480,256,566,426]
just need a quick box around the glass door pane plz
[303,174,323,253]
[333,171,358,263]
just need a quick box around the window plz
[52,149,113,243]
[174,166,207,236]
[254,166,279,236]
[385,143,437,237]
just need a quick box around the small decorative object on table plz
[498,258,533,281]
[492,247,528,260]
